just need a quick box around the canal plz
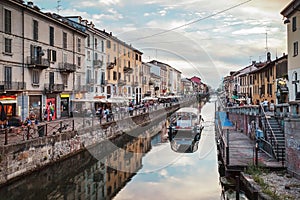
[0,96,222,200]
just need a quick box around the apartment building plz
[250,54,288,105]
[282,0,300,102]
[105,33,143,103]
[0,0,86,120]
[141,62,151,97]
[66,16,108,102]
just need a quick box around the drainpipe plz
[21,8,25,121]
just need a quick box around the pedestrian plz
[0,102,7,129]
[262,99,268,112]
[270,100,275,112]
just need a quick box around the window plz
[294,41,298,56]
[87,69,91,83]
[101,40,104,52]
[87,35,90,47]
[47,49,57,62]
[95,52,98,61]
[49,26,54,46]
[4,67,12,84]
[77,57,81,67]
[33,20,39,41]
[95,38,98,49]
[32,69,39,84]
[4,38,12,54]
[95,71,98,84]
[4,9,11,34]
[87,51,91,60]
[62,74,68,87]
[107,40,111,48]
[49,72,54,84]
[113,43,116,51]
[63,32,67,49]
[113,71,117,80]
[77,38,81,52]
[293,16,297,32]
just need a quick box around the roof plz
[281,0,300,17]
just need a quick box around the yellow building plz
[105,32,143,102]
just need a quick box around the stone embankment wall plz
[284,118,300,178]
[0,104,181,186]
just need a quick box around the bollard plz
[59,121,63,133]
[4,128,8,145]
[235,175,240,200]
[255,142,258,166]
[27,126,30,140]
[72,119,75,131]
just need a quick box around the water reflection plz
[0,98,222,200]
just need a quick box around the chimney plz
[110,32,112,36]
[27,1,34,7]
[252,61,256,65]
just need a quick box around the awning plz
[231,95,238,100]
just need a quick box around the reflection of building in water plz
[106,135,151,199]
[0,132,152,200]
[71,160,107,200]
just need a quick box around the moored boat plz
[168,107,204,153]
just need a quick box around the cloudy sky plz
[33,0,291,88]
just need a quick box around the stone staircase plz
[266,116,285,161]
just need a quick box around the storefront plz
[0,95,17,119]
[29,95,42,121]
[60,94,70,118]
[46,97,56,121]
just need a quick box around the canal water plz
[0,97,222,200]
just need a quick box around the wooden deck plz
[216,111,284,172]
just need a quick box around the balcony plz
[93,60,103,68]
[74,85,87,92]
[124,67,133,74]
[149,81,154,86]
[100,80,107,85]
[139,72,144,76]
[107,62,115,70]
[132,82,139,87]
[118,80,126,86]
[87,79,95,84]
[58,62,76,73]
[142,79,147,85]
[44,83,64,93]
[0,81,26,92]
[27,56,50,69]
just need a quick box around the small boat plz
[168,107,204,153]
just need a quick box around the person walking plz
[262,99,269,112]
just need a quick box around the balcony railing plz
[124,67,133,74]
[93,60,103,68]
[149,81,154,85]
[27,56,50,69]
[74,85,87,92]
[139,72,144,76]
[44,83,64,93]
[142,79,147,84]
[0,81,26,92]
[118,80,126,86]
[107,62,115,70]
[87,79,95,84]
[132,81,139,87]
[58,62,76,73]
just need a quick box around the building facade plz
[0,0,86,120]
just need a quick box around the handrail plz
[259,104,278,159]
